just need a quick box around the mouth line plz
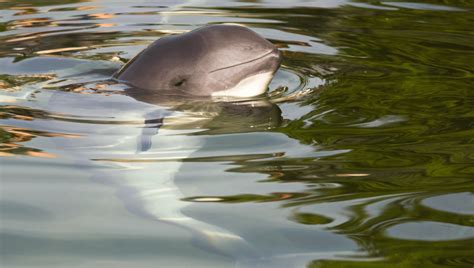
[208,49,278,74]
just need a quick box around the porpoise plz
[114,24,282,98]
[108,25,284,262]
[40,24,284,264]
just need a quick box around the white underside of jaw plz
[211,72,274,98]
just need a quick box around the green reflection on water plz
[192,1,474,266]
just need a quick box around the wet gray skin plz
[114,24,282,97]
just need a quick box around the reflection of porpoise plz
[114,24,282,98]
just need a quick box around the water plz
[1,0,473,267]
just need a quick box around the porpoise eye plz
[174,79,186,87]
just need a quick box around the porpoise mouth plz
[209,48,281,74]
[211,71,276,98]
[209,48,281,98]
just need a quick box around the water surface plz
[1,0,473,267]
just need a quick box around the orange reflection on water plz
[0,125,80,158]
[6,35,39,43]
[77,6,98,11]
[89,13,114,19]
[12,115,34,121]
[96,23,116,28]
[36,46,89,55]
[26,151,56,158]
[10,6,38,16]
[274,193,294,200]
[11,18,54,28]
[335,173,370,177]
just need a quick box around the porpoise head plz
[113,25,282,98]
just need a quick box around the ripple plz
[268,67,325,106]
[422,192,474,215]
[351,115,405,128]
[346,2,397,11]
[386,221,474,241]
[382,2,466,11]
[193,0,350,9]
[0,200,53,221]
[256,27,338,55]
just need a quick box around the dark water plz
[1,0,473,267]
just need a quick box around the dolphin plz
[114,24,282,98]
